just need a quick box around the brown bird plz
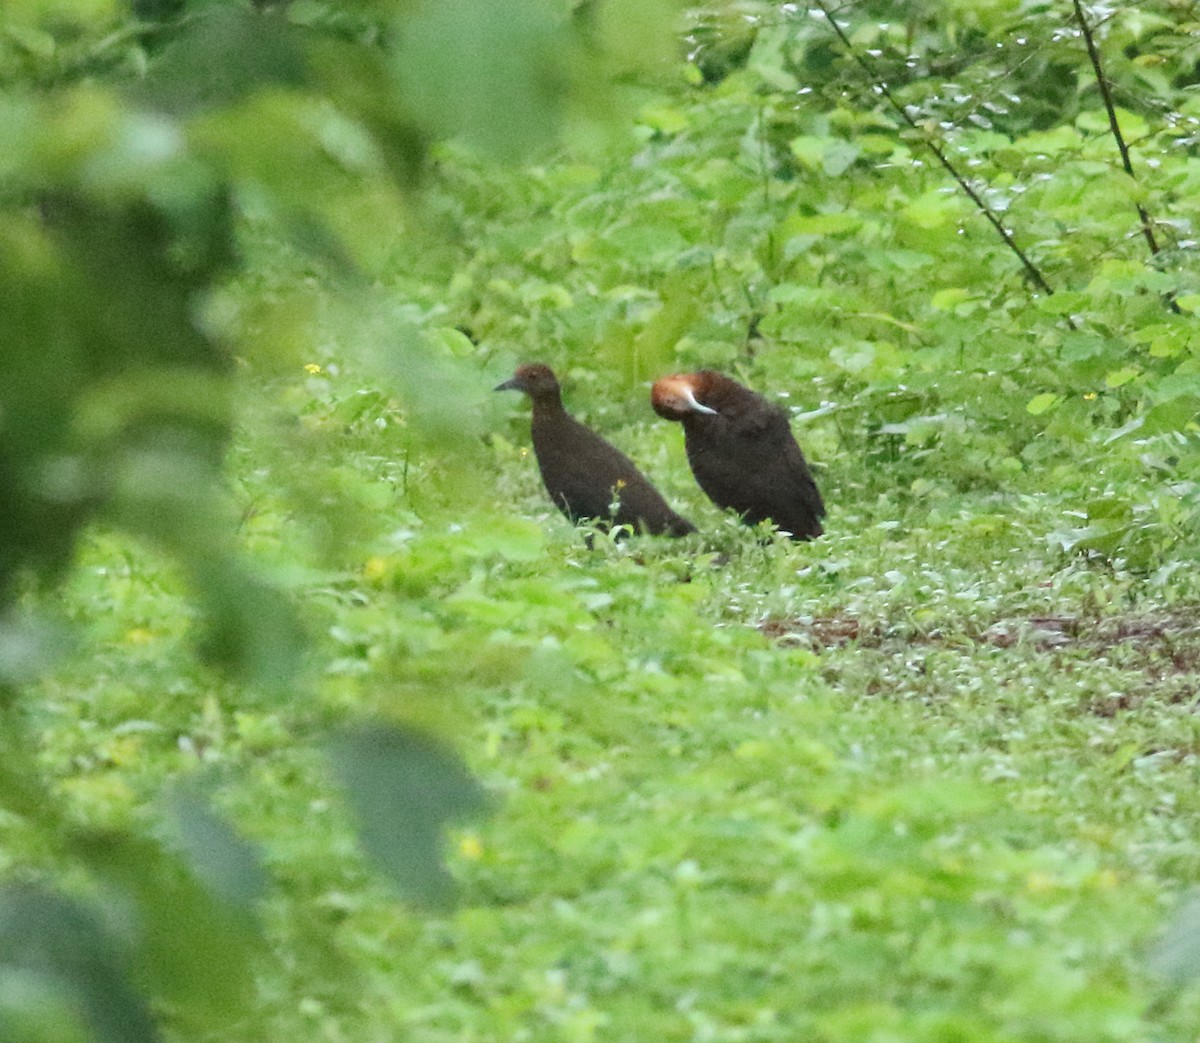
[496,363,695,537]
[651,370,825,540]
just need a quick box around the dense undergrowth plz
[39,444,1200,1040]
[6,0,1200,1039]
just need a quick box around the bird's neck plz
[529,393,565,421]
[682,410,722,432]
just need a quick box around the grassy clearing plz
[28,383,1200,1040]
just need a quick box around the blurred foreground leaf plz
[73,832,261,1036]
[1147,891,1200,985]
[189,558,306,687]
[159,787,268,915]
[329,723,488,906]
[395,0,567,162]
[0,884,158,1043]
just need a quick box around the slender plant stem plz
[813,0,1058,299]
[1070,0,1179,313]
[1070,0,1161,255]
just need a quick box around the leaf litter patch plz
[760,610,1200,694]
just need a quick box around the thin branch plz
[1070,0,1162,255]
[1071,0,1180,314]
[812,0,1058,299]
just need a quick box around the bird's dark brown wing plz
[532,412,694,536]
[683,402,824,539]
[761,422,824,538]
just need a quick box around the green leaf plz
[1035,291,1087,315]
[394,0,567,161]
[1010,125,1083,155]
[190,559,306,687]
[1104,367,1139,388]
[159,788,267,915]
[789,135,825,170]
[1151,373,1200,403]
[930,288,971,311]
[1026,393,1059,415]
[781,211,862,237]
[134,6,307,115]
[1139,396,1200,436]
[902,190,959,230]
[788,135,860,176]
[0,884,158,1043]
[73,833,260,1035]
[5,25,56,60]
[0,611,68,686]
[328,723,488,906]
[1147,892,1200,984]
[640,104,689,135]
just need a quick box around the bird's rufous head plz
[651,373,719,421]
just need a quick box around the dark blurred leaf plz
[160,786,268,914]
[132,0,186,20]
[134,5,307,116]
[0,610,70,687]
[372,322,488,449]
[394,0,567,161]
[73,831,260,1035]
[0,216,91,598]
[304,34,428,186]
[1147,891,1200,985]
[0,884,159,1043]
[190,556,307,686]
[328,723,488,906]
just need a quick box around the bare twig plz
[812,0,1058,300]
[1070,0,1164,257]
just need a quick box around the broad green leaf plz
[902,190,960,230]
[789,135,826,171]
[0,611,68,686]
[189,557,306,686]
[73,833,260,1034]
[789,135,860,177]
[1104,367,1139,388]
[1010,126,1082,155]
[782,211,862,237]
[1035,291,1087,315]
[639,104,689,135]
[426,326,478,357]
[1139,396,1200,436]
[0,885,157,1043]
[590,0,678,76]
[394,0,566,162]
[1151,373,1200,403]
[930,288,971,311]
[1076,108,1149,140]
[134,6,307,116]
[1026,393,1059,415]
[5,24,56,60]
[328,723,488,906]
[1147,893,1200,984]
[159,789,267,915]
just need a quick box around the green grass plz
[26,379,1200,1041]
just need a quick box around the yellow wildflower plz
[458,834,484,860]
[363,556,389,581]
